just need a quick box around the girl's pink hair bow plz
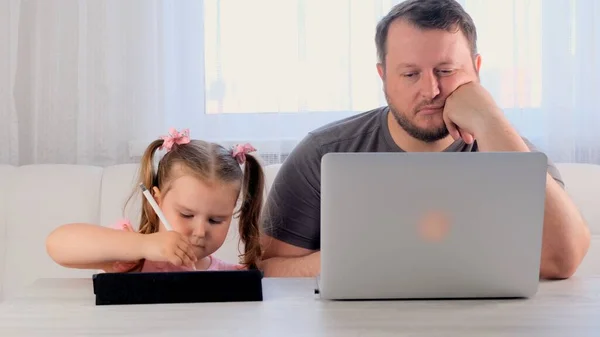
[160,128,191,152]
[231,143,257,164]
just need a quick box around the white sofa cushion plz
[0,165,16,301]
[556,163,600,276]
[99,164,141,228]
[3,165,103,300]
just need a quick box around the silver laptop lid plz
[319,152,548,300]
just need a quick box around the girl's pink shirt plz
[110,219,244,273]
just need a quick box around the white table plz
[1,277,600,336]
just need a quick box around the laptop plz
[318,151,548,300]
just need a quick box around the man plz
[259,0,590,279]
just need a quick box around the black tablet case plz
[93,269,263,305]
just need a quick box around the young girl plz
[46,128,265,272]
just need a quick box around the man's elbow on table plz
[259,235,320,277]
[540,223,591,280]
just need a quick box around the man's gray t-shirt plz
[263,106,563,251]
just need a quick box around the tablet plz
[93,269,263,305]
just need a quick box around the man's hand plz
[441,82,590,279]
[442,81,505,144]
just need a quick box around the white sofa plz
[0,162,599,301]
[0,163,282,302]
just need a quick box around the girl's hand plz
[141,231,198,268]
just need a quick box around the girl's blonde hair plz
[126,137,265,270]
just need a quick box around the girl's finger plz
[177,240,198,262]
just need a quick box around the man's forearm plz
[474,112,531,153]
[476,114,591,279]
[260,251,320,277]
[538,175,590,279]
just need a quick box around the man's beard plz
[386,92,449,143]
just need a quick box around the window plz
[203,0,543,116]
[466,0,542,109]
[204,0,390,115]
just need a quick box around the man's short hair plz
[375,0,478,65]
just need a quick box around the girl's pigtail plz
[137,139,164,234]
[238,154,265,269]
[119,139,164,273]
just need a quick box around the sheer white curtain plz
[1,0,599,166]
[468,0,600,164]
[0,0,189,166]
